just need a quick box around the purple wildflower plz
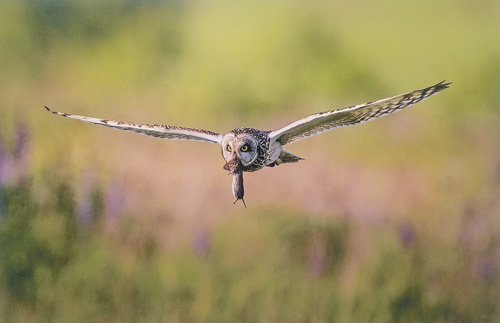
[104,181,124,221]
[308,238,325,277]
[192,228,211,257]
[14,122,29,162]
[0,138,6,186]
[399,222,415,247]
[77,169,97,227]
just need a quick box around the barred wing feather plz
[44,106,223,144]
[269,81,450,145]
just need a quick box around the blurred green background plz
[1,0,500,321]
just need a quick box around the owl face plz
[221,133,259,172]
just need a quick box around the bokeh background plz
[1,0,500,321]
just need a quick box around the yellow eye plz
[227,145,232,152]
[241,145,248,152]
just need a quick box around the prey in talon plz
[44,81,450,207]
[230,164,246,208]
[223,152,247,207]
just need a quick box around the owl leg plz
[267,149,304,167]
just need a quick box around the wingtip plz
[438,79,452,89]
[44,106,51,112]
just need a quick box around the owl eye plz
[227,145,232,152]
[240,145,248,152]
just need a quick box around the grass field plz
[1,0,500,321]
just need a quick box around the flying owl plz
[45,80,450,207]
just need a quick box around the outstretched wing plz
[44,106,223,144]
[269,80,451,145]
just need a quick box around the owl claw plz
[224,159,241,174]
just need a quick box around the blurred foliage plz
[1,0,500,322]
[1,161,500,321]
[1,121,499,321]
[2,0,497,122]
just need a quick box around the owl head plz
[221,131,259,173]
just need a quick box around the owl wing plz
[269,80,451,145]
[44,106,223,144]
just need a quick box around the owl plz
[45,80,450,207]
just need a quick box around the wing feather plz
[44,106,223,144]
[269,80,451,145]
